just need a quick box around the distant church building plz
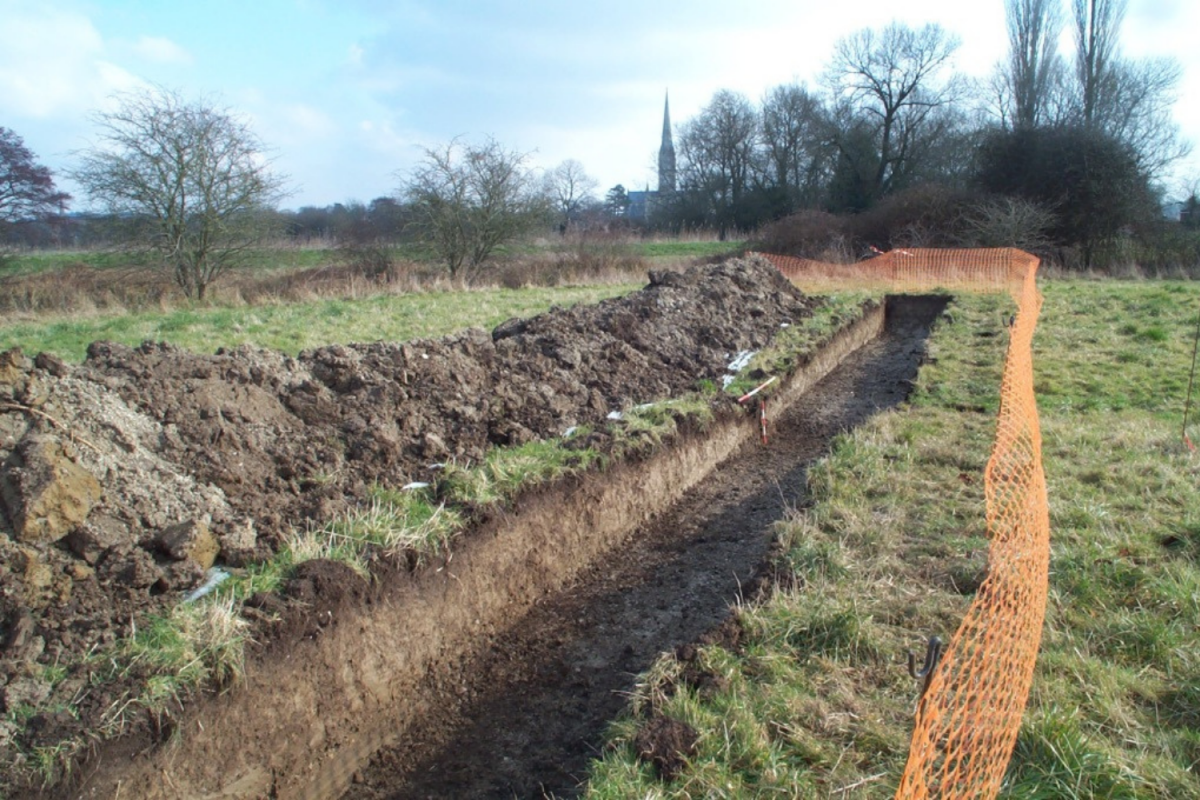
[627,92,676,221]
[658,93,676,192]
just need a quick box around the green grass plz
[632,240,745,259]
[3,238,740,278]
[581,279,1200,799]
[90,596,249,742]
[0,284,638,363]
[442,432,604,507]
[2,246,338,276]
[284,486,464,578]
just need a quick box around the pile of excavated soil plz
[0,256,817,784]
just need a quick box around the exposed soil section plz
[342,296,947,799]
[0,257,818,795]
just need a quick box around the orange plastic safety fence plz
[759,249,1051,800]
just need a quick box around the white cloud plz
[357,117,423,159]
[131,35,193,66]
[283,104,337,138]
[0,6,142,119]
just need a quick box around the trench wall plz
[63,304,890,800]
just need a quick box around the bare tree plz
[71,88,286,299]
[402,138,548,280]
[1073,0,1126,124]
[543,159,598,232]
[1067,0,1189,177]
[1004,0,1065,128]
[824,23,963,203]
[958,196,1058,251]
[760,83,834,209]
[677,89,759,235]
[1097,57,1190,176]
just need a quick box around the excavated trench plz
[343,295,949,799]
[58,294,947,800]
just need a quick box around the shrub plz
[754,210,851,260]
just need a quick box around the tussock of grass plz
[1003,711,1144,800]
[610,398,716,455]
[442,435,603,507]
[98,596,249,736]
[583,280,1200,798]
[7,597,256,786]
[285,488,463,576]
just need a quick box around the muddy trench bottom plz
[341,296,947,800]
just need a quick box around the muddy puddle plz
[341,295,948,799]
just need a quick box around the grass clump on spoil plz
[95,597,249,737]
[442,432,605,507]
[581,279,1200,799]
[610,398,717,455]
[6,596,252,787]
[282,433,607,577]
[284,487,464,578]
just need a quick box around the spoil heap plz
[0,256,816,786]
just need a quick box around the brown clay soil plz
[340,296,947,799]
[0,256,826,795]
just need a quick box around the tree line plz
[1,0,1196,298]
[654,0,1189,265]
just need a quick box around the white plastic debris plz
[402,481,431,490]
[184,568,230,603]
[723,349,759,389]
[727,350,756,372]
[606,411,623,420]
[563,426,578,437]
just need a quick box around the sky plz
[3,0,1199,211]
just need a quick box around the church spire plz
[658,90,676,193]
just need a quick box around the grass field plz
[0,284,639,363]
[2,245,334,276]
[582,279,1200,799]
[1,238,743,276]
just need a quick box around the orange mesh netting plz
[759,248,1051,800]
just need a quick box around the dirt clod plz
[634,713,699,781]
[156,519,219,570]
[1,435,102,545]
